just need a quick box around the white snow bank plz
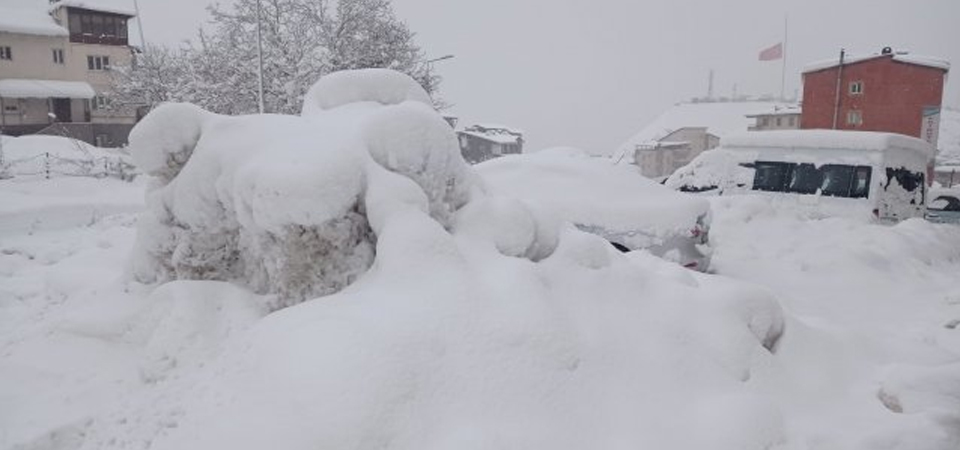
[301,68,434,115]
[706,197,960,448]
[0,177,144,234]
[128,71,474,306]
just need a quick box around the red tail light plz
[690,226,702,238]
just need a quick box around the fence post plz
[104,158,109,178]
[45,152,50,179]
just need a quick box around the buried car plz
[476,149,711,270]
[926,189,960,224]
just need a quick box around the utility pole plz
[256,0,265,114]
[132,0,146,51]
[831,48,846,129]
[781,15,788,101]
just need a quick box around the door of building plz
[52,98,72,122]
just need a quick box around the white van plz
[665,130,934,221]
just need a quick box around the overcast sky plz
[131,0,960,152]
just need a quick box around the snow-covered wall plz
[128,70,477,308]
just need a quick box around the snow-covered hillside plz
[611,101,792,158]
[2,71,960,450]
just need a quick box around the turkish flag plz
[759,43,783,61]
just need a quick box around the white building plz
[0,0,138,147]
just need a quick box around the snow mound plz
[128,103,211,184]
[128,70,474,307]
[301,68,434,115]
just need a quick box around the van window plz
[787,163,821,194]
[820,165,855,197]
[851,166,871,198]
[753,161,791,192]
[751,162,871,198]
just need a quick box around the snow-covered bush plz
[129,70,475,308]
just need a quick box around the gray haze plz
[133,0,960,153]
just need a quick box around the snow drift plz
[8,69,958,450]
[128,70,474,307]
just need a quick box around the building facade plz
[0,1,137,147]
[457,124,524,164]
[747,105,802,131]
[800,48,949,148]
[632,126,720,179]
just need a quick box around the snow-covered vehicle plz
[476,149,712,270]
[666,130,934,222]
[926,188,960,224]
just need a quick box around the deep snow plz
[2,70,960,450]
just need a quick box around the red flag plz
[759,43,783,61]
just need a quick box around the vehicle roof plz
[720,130,935,159]
[476,149,709,235]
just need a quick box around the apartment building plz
[0,1,138,147]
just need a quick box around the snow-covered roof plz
[473,123,524,135]
[0,79,96,99]
[721,130,935,159]
[49,0,137,17]
[0,6,68,36]
[612,101,792,157]
[458,130,521,145]
[803,52,950,74]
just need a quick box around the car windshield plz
[752,161,871,198]
[930,195,960,211]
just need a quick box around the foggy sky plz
[133,0,960,153]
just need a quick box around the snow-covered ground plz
[3,175,959,450]
[2,71,960,450]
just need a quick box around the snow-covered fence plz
[0,151,135,180]
[0,135,137,181]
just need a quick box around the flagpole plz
[781,14,788,101]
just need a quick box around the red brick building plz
[800,48,949,147]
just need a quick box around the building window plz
[92,95,110,110]
[788,116,796,127]
[849,81,864,95]
[87,55,110,70]
[52,48,64,64]
[3,104,18,113]
[847,109,863,126]
[0,46,11,60]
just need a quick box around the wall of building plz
[0,33,70,80]
[801,57,946,139]
[750,113,801,131]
